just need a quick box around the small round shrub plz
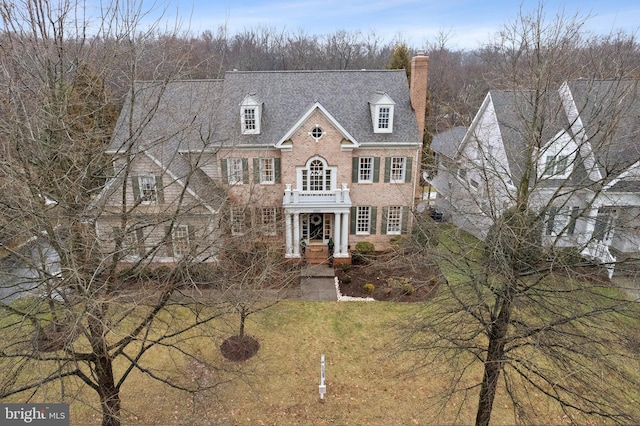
[342,274,352,284]
[353,241,375,264]
[363,283,375,294]
[402,283,415,296]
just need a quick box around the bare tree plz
[0,2,236,425]
[398,5,640,425]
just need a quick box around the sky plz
[152,0,640,49]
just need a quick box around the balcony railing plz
[283,183,351,206]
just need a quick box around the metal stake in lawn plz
[319,354,326,400]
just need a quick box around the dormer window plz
[370,92,395,133]
[240,94,262,134]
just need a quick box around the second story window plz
[228,158,244,185]
[301,158,333,191]
[259,158,274,184]
[359,157,373,182]
[139,176,157,204]
[133,175,164,205]
[390,157,406,182]
[543,155,569,177]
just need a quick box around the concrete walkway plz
[300,264,337,301]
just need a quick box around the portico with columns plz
[283,183,352,261]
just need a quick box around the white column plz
[340,211,349,256]
[285,212,293,257]
[293,213,301,257]
[333,212,341,256]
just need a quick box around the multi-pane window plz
[172,225,190,257]
[543,155,569,177]
[545,206,579,236]
[303,160,331,191]
[228,158,244,185]
[386,206,402,234]
[390,157,406,182]
[231,207,246,235]
[260,158,274,184]
[356,206,371,234]
[378,106,390,129]
[261,207,277,236]
[138,176,157,204]
[309,160,324,191]
[359,157,373,182]
[242,107,256,132]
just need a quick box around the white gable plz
[275,102,358,149]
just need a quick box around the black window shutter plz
[350,207,357,234]
[373,157,380,183]
[352,157,359,183]
[568,207,580,235]
[242,158,249,184]
[135,227,145,257]
[253,158,260,183]
[221,159,228,184]
[401,206,408,234]
[274,158,281,184]
[155,175,164,204]
[384,157,391,183]
[405,158,412,183]
[381,207,388,234]
[131,176,140,202]
[370,206,377,234]
[546,207,557,235]
[164,226,173,257]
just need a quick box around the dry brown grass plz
[4,298,638,425]
[37,300,614,425]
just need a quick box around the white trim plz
[275,102,358,148]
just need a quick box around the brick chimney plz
[410,51,429,141]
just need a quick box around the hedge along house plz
[93,54,429,265]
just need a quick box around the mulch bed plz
[220,335,260,361]
[335,255,442,302]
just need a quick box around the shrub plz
[402,283,415,296]
[341,264,351,273]
[363,283,375,294]
[352,241,375,264]
[342,274,352,284]
[555,247,585,266]
[153,266,173,281]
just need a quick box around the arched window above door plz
[299,157,335,192]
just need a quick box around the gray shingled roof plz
[431,126,467,158]
[489,90,567,187]
[110,70,419,152]
[108,80,225,153]
[566,79,640,180]
[194,69,419,150]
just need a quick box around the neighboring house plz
[431,80,640,277]
[92,54,430,265]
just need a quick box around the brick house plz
[93,54,429,265]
